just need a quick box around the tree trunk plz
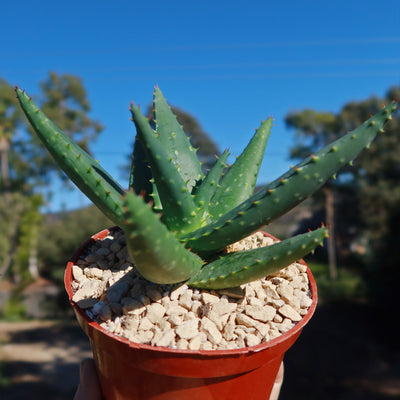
[0,136,10,190]
[28,225,40,280]
[324,187,338,280]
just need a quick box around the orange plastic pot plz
[65,228,317,400]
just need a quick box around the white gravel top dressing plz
[71,231,313,350]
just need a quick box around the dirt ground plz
[0,320,91,399]
[0,301,399,399]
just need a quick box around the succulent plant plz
[15,87,398,289]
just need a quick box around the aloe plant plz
[15,87,398,289]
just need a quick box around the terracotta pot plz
[65,227,317,400]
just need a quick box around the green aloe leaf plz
[193,148,230,212]
[129,133,154,200]
[153,87,204,191]
[209,117,273,218]
[182,102,398,254]
[130,103,200,234]
[123,192,204,284]
[15,88,125,225]
[187,227,328,289]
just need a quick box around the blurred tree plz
[40,72,103,153]
[345,87,400,312]
[0,192,29,279]
[1,72,103,192]
[0,72,103,288]
[286,110,339,160]
[38,205,112,282]
[0,192,42,283]
[286,85,400,308]
[0,78,25,192]
[14,194,43,282]
[286,110,341,279]
[340,87,400,250]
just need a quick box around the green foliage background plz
[286,85,400,309]
[38,206,112,282]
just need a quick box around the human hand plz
[74,358,103,400]
[270,362,284,400]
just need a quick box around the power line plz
[2,37,400,58]
[4,57,400,75]
[81,71,399,83]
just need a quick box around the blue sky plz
[1,0,399,212]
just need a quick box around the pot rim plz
[64,227,317,357]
